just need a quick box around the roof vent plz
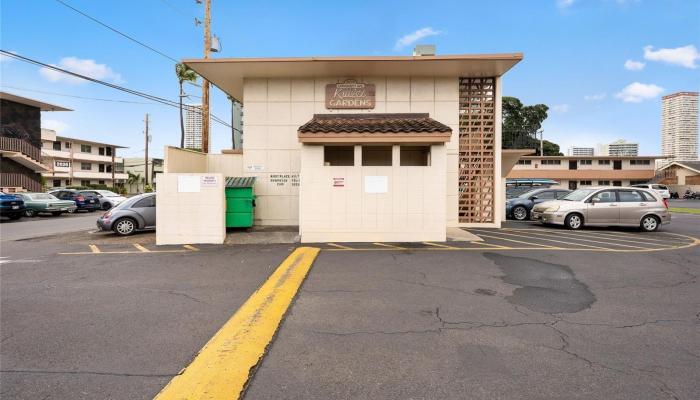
[413,44,436,56]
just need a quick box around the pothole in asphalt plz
[484,253,596,313]
[474,288,497,296]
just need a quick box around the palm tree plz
[175,63,198,148]
[127,171,142,194]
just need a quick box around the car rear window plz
[618,190,644,202]
[639,191,656,201]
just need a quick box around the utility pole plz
[144,113,149,187]
[201,0,211,153]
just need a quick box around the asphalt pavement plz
[670,199,700,209]
[0,212,99,241]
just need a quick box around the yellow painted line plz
[509,229,671,248]
[327,242,354,250]
[88,244,101,254]
[504,228,650,250]
[133,243,151,252]
[183,244,199,251]
[473,229,609,250]
[469,230,561,249]
[153,247,320,400]
[470,240,511,249]
[422,241,458,249]
[373,242,406,250]
[578,230,688,244]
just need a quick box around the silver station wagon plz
[531,186,671,232]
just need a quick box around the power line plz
[157,0,198,23]
[1,50,231,128]
[53,0,179,63]
[0,85,155,104]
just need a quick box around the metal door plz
[586,190,619,225]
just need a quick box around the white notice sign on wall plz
[201,175,219,187]
[178,175,200,193]
[364,176,388,193]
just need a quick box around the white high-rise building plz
[602,139,639,157]
[567,146,594,156]
[661,92,698,166]
[184,104,203,150]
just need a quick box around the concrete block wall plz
[155,173,225,245]
[243,76,460,227]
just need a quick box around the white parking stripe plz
[503,229,652,249]
[507,229,671,247]
[472,229,610,250]
[470,230,561,249]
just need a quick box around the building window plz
[400,146,430,166]
[541,159,561,165]
[52,141,61,150]
[580,180,592,186]
[106,147,113,156]
[612,180,622,186]
[80,180,91,186]
[99,147,105,156]
[98,180,105,185]
[362,146,392,166]
[98,164,105,173]
[598,160,610,165]
[52,179,61,187]
[80,144,92,153]
[106,164,112,173]
[579,160,592,165]
[598,180,610,186]
[629,159,651,165]
[323,146,354,166]
[517,159,531,165]
[81,163,92,171]
[65,142,71,149]
[65,180,71,186]
[630,180,648,185]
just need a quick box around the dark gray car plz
[96,193,156,236]
[505,188,572,220]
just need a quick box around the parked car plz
[506,179,560,199]
[13,192,76,217]
[78,190,127,210]
[48,189,99,212]
[630,183,671,199]
[531,186,670,232]
[0,192,25,220]
[506,188,572,220]
[96,193,156,236]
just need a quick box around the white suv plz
[631,184,670,199]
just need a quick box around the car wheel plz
[113,218,137,236]
[25,209,36,217]
[51,211,62,216]
[512,206,528,221]
[67,208,75,214]
[102,202,112,211]
[565,213,583,230]
[640,215,660,232]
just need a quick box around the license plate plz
[12,205,19,209]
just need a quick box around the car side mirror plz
[529,196,538,200]
[97,195,103,198]
[591,197,600,204]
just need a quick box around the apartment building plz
[567,146,594,156]
[184,104,203,150]
[40,129,128,188]
[661,92,698,166]
[508,155,661,190]
[603,139,639,156]
[123,157,164,193]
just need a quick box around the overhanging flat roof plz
[183,53,524,102]
[0,91,72,111]
[56,135,128,148]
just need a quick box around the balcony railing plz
[0,137,42,163]
[0,172,42,192]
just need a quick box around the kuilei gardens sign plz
[325,80,375,109]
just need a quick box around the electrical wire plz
[0,85,155,104]
[53,0,179,63]
[1,50,232,128]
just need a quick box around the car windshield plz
[97,190,120,197]
[32,193,57,200]
[517,189,541,199]
[561,188,597,201]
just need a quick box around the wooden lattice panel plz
[458,77,495,223]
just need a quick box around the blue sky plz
[1,0,698,158]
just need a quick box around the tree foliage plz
[501,96,562,155]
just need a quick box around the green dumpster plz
[225,177,256,228]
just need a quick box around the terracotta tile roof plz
[298,113,452,134]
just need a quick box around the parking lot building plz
[0,92,70,192]
[164,51,527,243]
[508,155,662,190]
[40,129,128,188]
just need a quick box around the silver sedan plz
[531,187,670,232]
[96,193,156,236]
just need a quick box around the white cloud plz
[615,82,664,103]
[394,27,442,51]
[552,104,570,113]
[39,57,123,84]
[0,50,18,63]
[557,0,576,9]
[584,93,607,101]
[42,119,70,133]
[643,45,700,69]
[624,59,645,71]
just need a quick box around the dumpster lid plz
[225,176,256,188]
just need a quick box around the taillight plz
[76,195,85,201]
[103,211,111,218]
[663,198,669,209]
